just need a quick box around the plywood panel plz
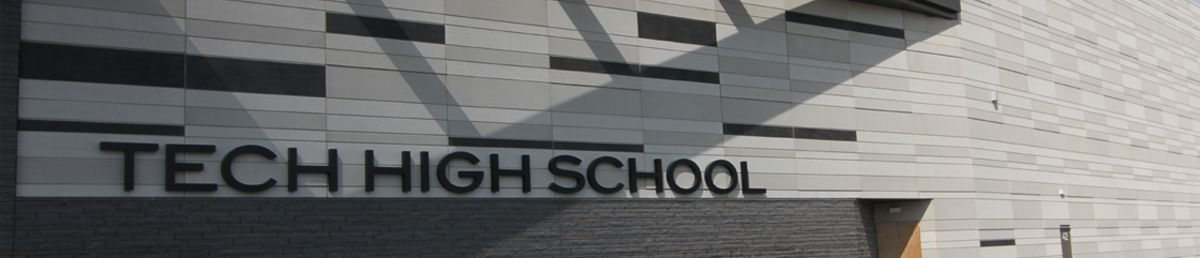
[877,222,922,258]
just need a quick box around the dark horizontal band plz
[785,12,905,39]
[448,137,644,153]
[20,42,185,88]
[723,123,858,142]
[549,56,719,84]
[640,65,720,84]
[979,239,1015,247]
[18,119,184,136]
[187,56,326,97]
[637,12,717,46]
[794,127,856,141]
[448,137,553,149]
[549,56,639,77]
[553,141,644,153]
[325,13,445,44]
[19,42,326,98]
[723,123,793,138]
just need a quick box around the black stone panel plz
[553,141,644,153]
[13,198,878,257]
[640,65,719,84]
[186,56,326,97]
[325,13,445,44]
[980,239,1016,247]
[723,123,794,138]
[448,137,645,153]
[18,119,184,136]
[794,127,857,141]
[18,42,327,97]
[637,12,717,46]
[548,56,719,84]
[723,123,858,142]
[549,56,639,77]
[785,12,905,38]
[18,42,185,87]
[448,137,554,149]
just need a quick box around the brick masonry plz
[1,0,21,255]
[12,198,877,257]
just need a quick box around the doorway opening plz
[870,199,931,258]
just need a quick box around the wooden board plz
[876,222,922,258]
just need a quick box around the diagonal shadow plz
[326,0,951,256]
[461,0,957,197]
[13,1,956,257]
[328,1,956,198]
[343,0,472,136]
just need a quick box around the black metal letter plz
[288,148,339,192]
[164,144,218,192]
[365,150,412,192]
[666,159,701,194]
[704,160,738,194]
[627,158,663,193]
[99,142,158,191]
[586,156,624,193]
[739,161,767,194]
[221,145,277,192]
[419,151,431,192]
[436,151,483,193]
[490,154,531,193]
[548,155,585,193]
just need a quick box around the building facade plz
[2,0,1200,257]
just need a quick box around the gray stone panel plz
[445,0,547,26]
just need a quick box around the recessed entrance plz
[872,200,931,258]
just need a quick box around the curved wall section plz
[8,0,1200,257]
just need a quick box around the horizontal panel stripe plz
[723,123,793,138]
[638,12,717,46]
[186,56,326,97]
[640,65,720,84]
[19,42,185,88]
[549,56,639,77]
[448,137,553,149]
[548,56,719,84]
[18,119,184,136]
[785,12,905,38]
[19,42,326,98]
[325,13,445,44]
[979,239,1016,247]
[553,141,644,153]
[794,127,857,141]
[448,137,644,152]
[723,123,857,142]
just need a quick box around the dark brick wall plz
[14,198,877,257]
[0,0,22,256]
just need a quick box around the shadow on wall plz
[364,0,960,198]
[351,0,948,255]
[436,0,958,167]
[18,0,952,257]
[327,0,953,255]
